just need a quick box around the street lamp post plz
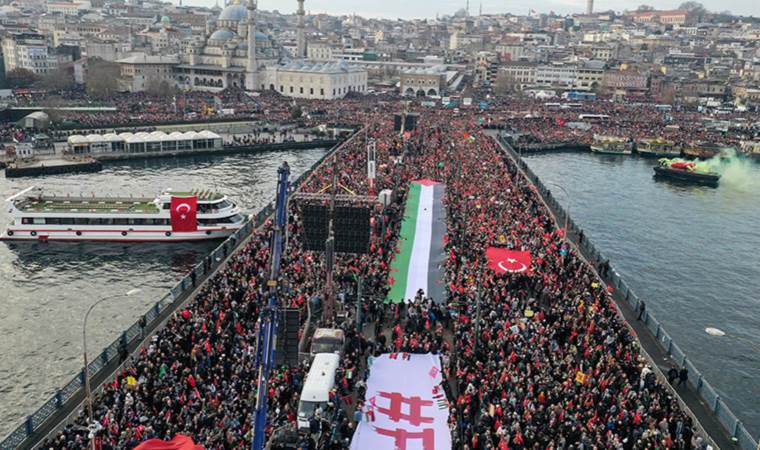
[546,181,571,240]
[82,288,141,446]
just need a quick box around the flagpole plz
[355,275,363,332]
[323,167,337,325]
[474,284,481,352]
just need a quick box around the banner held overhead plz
[350,353,451,450]
[386,179,446,304]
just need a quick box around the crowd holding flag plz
[485,247,532,274]
[386,180,447,303]
[351,354,451,450]
[132,435,202,450]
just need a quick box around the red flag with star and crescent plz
[170,196,198,232]
[486,247,532,275]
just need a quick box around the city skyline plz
[179,0,757,18]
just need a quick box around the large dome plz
[218,4,247,22]
[209,28,236,42]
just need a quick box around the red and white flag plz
[133,435,203,450]
[170,196,198,232]
[486,247,532,274]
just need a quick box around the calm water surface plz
[523,151,760,439]
[0,148,328,436]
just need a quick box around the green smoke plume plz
[660,148,760,191]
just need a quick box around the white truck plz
[310,328,345,358]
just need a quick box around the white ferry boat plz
[590,135,633,155]
[2,187,247,242]
[637,138,681,157]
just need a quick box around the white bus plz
[578,114,610,122]
[297,353,340,431]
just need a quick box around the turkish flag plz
[132,435,203,450]
[170,196,198,232]
[555,117,567,127]
[486,247,532,274]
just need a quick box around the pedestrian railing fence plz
[497,134,758,450]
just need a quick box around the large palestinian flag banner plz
[386,180,446,304]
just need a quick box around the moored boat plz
[2,187,247,242]
[636,138,681,157]
[682,142,724,159]
[739,140,760,159]
[590,135,633,155]
[653,159,720,187]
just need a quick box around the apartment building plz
[2,32,59,75]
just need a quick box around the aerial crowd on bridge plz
[34,91,715,450]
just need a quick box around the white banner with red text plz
[350,353,451,450]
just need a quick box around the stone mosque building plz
[173,0,367,100]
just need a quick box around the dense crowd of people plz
[229,130,303,146]
[422,118,703,449]
[483,97,760,149]
[6,84,760,156]
[4,89,301,139]
[32,94,714,450]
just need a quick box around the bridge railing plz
[0,133,354,450]
[497,134,758,450]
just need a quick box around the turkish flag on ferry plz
[170,196,198,232]
[132,434,203,450]
[486,247,532,275]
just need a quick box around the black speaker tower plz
[275,308,300,367]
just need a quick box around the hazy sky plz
[181,0,757,18]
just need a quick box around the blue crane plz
[252,162,291,450]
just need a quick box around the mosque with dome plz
[173,0,367,100]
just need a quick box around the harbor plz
[2,126,343,178]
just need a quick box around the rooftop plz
[402,65,447,75]
[18,197,160,214]
[116,53,179,65]
[278,60,365,74]
[167,190,224,201]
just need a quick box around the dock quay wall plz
[0,131,357,450]
[495,133,758,450]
